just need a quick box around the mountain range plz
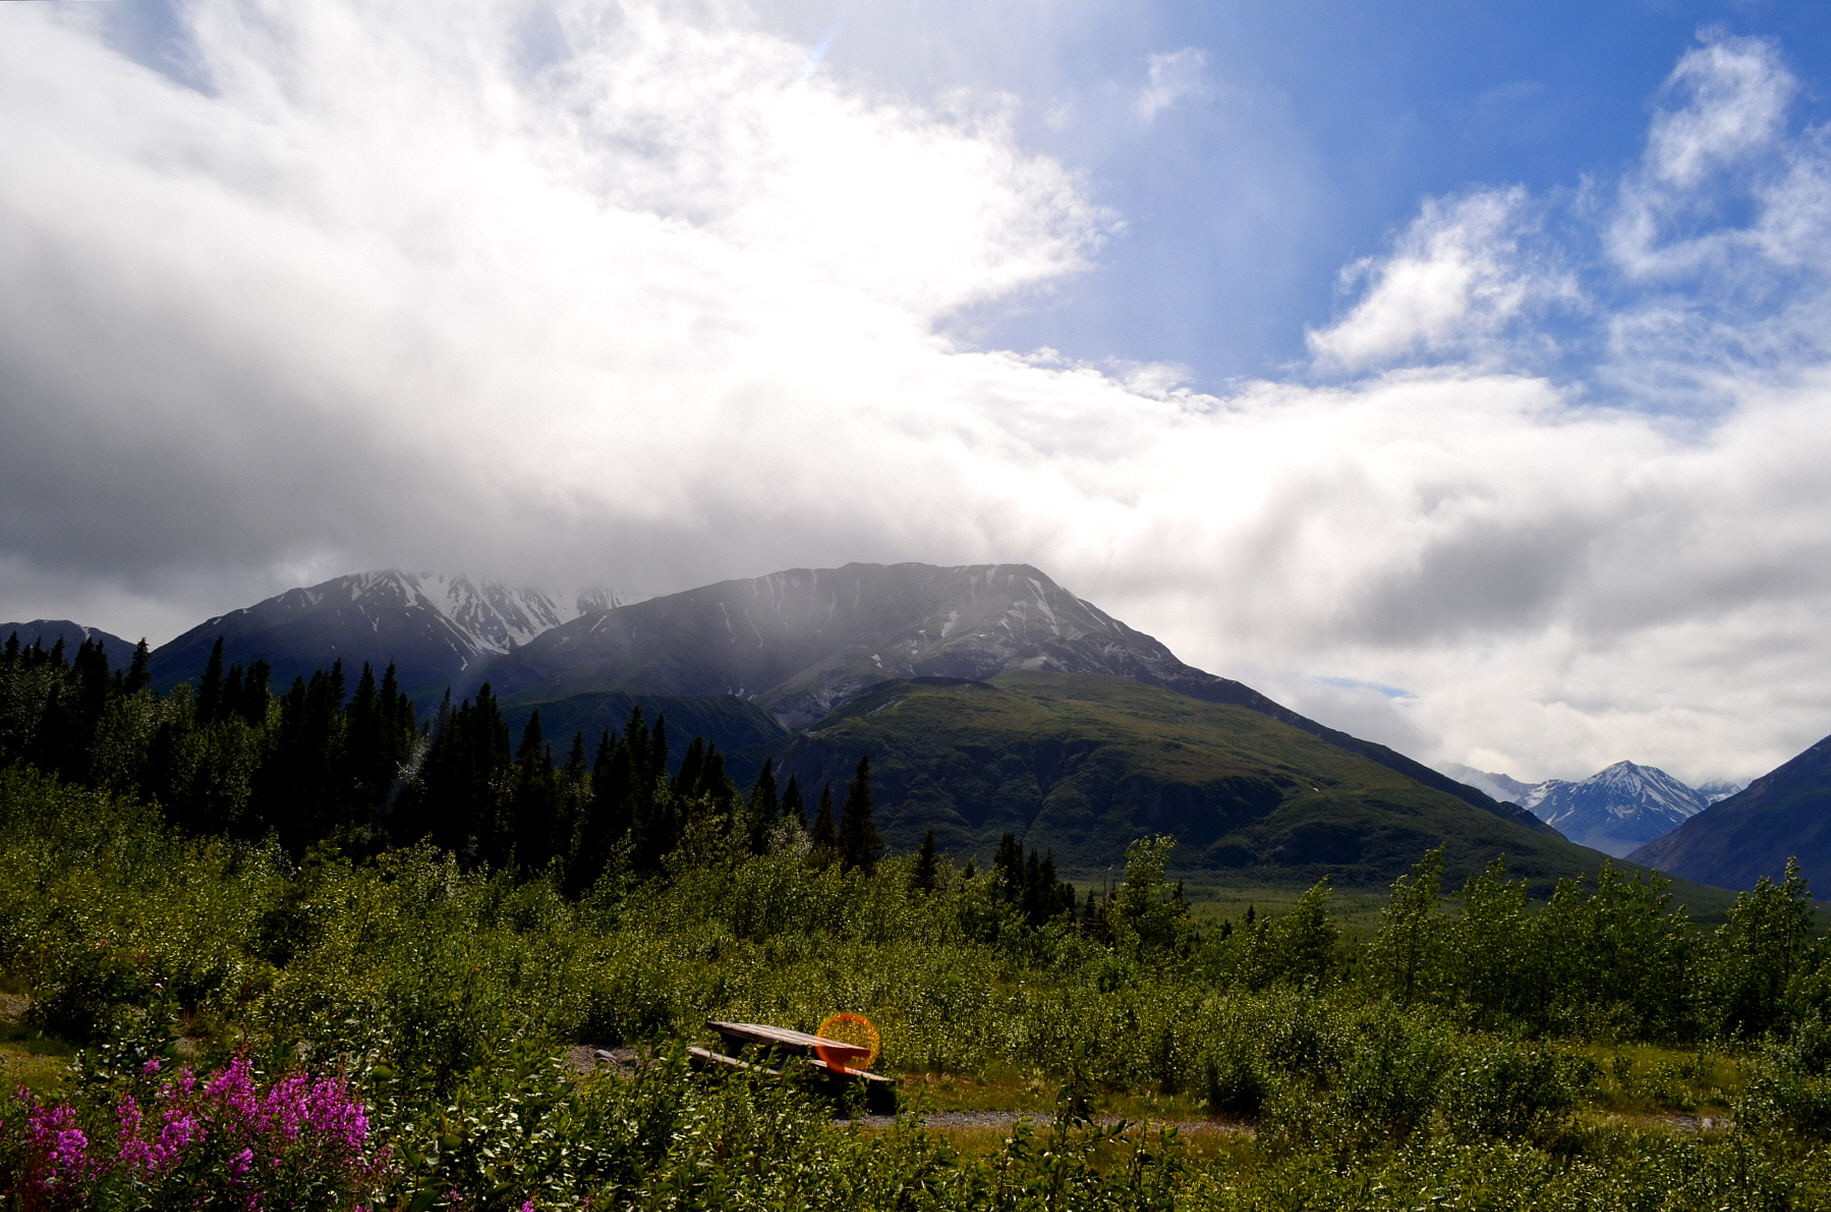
[31,560,1777,894]
[146,571,622,698]
[1440,761,1741,859]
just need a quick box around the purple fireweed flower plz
[142,1056,162,1075]
[229,1146,254,1177]
[114,1094,162,1174]
[205,1055,258,1119]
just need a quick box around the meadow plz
[3,766,1831,1209]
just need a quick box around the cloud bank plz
[3,7,1831,785]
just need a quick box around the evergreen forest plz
[5,632,1831,1208]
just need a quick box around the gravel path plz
[843,1110,1252,1135]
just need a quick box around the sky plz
[5,0,1831,786]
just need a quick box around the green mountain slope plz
[776,671,1617,888]
[499,690,787,774]
[1630,733,1831,890]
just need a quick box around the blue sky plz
[760,0,1831,384]
[8,1,1831,784]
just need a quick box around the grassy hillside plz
[779,671,1716,895]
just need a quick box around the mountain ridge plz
[148,571,625,697]
[480,562,1544,833]
[1439,759,1736,858]
[1629,734,1831,890]
[1,619,136,662]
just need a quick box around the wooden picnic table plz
[696,1019,895,1110]
[706,1020,873,1068]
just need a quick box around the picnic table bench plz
[691,1020,896,1112]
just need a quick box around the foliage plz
[3,662,1831,1206]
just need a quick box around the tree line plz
[0,632,902,890]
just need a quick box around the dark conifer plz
[563,731,589,787]
[241,660,272,726]
[511,711,561,870]
[810,783,837,862]
[745,758,779,853]
[837,756,883,874]
[622,706,650,780]
[124,638,151,695]
[648,714,669,784]
[672,737,706,800]
[220,665,246,723]
[697,745,732,809]
[197,637,225,724]
[910,826,940,893]
[780,775,805,830]
[994,833,1023,903]
[571,728,632,894]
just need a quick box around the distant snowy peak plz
[1695,781,1746,805]
[1439,759,1732,860]
[1549,760,1710,820]
[1440,763,1538,805]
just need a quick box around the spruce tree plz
[511,711,560,870]
[810,783,837,863]
[910,826,940,893]
[572,728,632,894]
[836,756,883,874]
[124,638,151,695]
[745,758,779,853]
[648,714,670,784]
[197,637,226,724]
[672,737,706,800]
[780,775,805,830]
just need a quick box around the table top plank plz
[707,1020,871,1060]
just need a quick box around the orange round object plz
[814,1012,880,1074]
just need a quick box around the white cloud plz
[7,9,1831,787]
[1646,32,1794,189]
[1135,47,1209,123]
[1305,188,1578,372]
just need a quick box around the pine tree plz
[124,639,151,695]
[197,637,226,724]
[648,714,670,785]
[780,775,805,830]
[240,660,272,726]
[810,783,837,864]
[745,758,779,853]
[993,833,1023,904]
[672,737,706,800]
[572,727,632,894]
[910,826,940,893]
[836,756,883,874]
[511,711,561,871]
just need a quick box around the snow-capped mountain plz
[476,562,1540,830]
[1441,759,1736,858]
[149,571,625,698]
